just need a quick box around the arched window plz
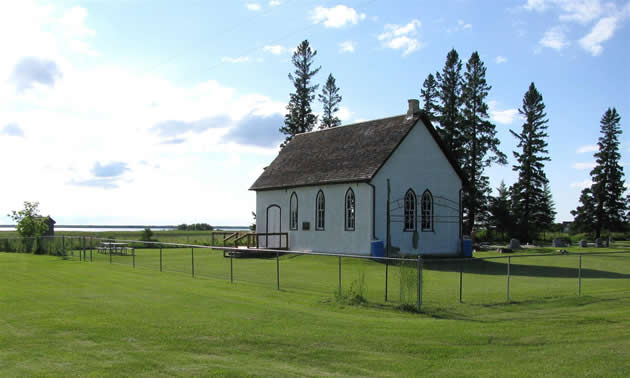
[316,190,325,230]
[345,188,355,231]
[404,189,416,231]
[421,190,433,231]
[289,192,298,230]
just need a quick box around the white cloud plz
[458,19,472,29]
[60,7,95,37]
[524,0,630,56]
[269,0,281,6]
[0,1,286,225]
[337,106,353,122]
[489,101,519,125]
[573,162,596,169]
[524,0,548,12]
[246,3,261,11]
[523,0,603,24]
[579,16,618,55]
[221,56,249,63]
[378,19,423,56]
[448,19,472,32]
[570,179,593,189]
[263,45,287,55]
[495,55,508,64]
[557,0,604,24]
[576,144,598,153]
[339,40,356,53]
[539,26,570,50]
[311,5,366,28]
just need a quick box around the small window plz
[289,192,298,230]
[316,190,325,230]
[421,190,433,231]
[345,188,355,231]
[404,189,416,231]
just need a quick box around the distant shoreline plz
[0,225,249,230]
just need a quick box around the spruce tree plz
[420,73,439,122]
[318,73,342,129]
[535,182,556,233]
[280,40,321,147]
[435,49,464,162]
[460,51,506,234]
[510,82,551,242]
[488,181,514,240]
[572,108,628,237]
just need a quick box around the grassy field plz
[0,230,243,246]
[1,248,629,376]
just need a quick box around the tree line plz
[279,40,627,242]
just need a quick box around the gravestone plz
[579,240,587,248]
[509,238,520,250]
[595,238,603,248]
[552,238,565,248]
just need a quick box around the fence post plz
[506,256,511,302]
[417,255,423,312]
[276,251,280,290]
[90,237,93,262]
[578,254,582,296]
[160,246,163,272]
[338,256,342,295]
[459,261,463,303]
[230,251,234,283]
[109,246,112,264]
[191,248,195,278]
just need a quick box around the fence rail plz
[1,235,629,312]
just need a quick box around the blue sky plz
[0,0,628,226]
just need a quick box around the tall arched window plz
[421,190,433,231]
[289,192,298,230]
[315,190,325,230]
[345,188,355,231]
[404,189,416,231]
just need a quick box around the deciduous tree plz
[8,201,49,238]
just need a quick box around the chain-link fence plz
[2,236,629,312]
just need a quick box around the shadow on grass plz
[422,259,630,279]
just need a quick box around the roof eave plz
[250,177,371,191]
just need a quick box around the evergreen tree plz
[420,73,439,122]
[488,181,514,240]
[572,108,628,237]
[435,49,464,162]
[510,82,551,242]
[280,40,321,147]
[318,73,342,129]
[460,51,506,234]
[534,182,556,233]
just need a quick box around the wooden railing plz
[255,232,289,250]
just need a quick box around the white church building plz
[250,100,465,256]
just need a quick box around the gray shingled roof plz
[250,111,465,191]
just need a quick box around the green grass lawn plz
[1,250,629,376]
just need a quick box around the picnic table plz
[97,242,134,256]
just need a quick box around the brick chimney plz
[407,99,420,116]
